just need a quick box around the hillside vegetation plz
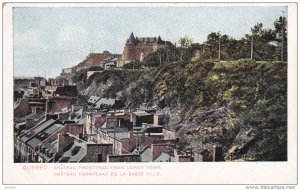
[77,58,286,161]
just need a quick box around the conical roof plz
[157,36,163,44]
[126,32,136,44]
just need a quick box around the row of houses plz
[14,75,225,162]
[14,76,74,101]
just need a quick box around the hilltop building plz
[74,51,122,72]
[121,32,173,65]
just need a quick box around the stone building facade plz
[122,32,172,63]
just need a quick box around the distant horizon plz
[13,6,287,78]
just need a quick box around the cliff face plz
[78,59,287,161]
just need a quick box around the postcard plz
[2,2,298,185]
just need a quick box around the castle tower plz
[123,32,137,62]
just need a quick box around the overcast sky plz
[13,6,287,78]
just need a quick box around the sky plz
[13,6,287,78]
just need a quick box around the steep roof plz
[125,33,172,46]
[126,32,136,44]
[137,37,157,44]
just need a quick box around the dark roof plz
[27,123,64,149]
[32,119,57,135]
[27,137,42,149]
[126,32,136,44]
[137,37,157,44]
[54,85,78,97]
[126,33,172,46]
[19,118,59,144]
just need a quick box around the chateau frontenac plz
[122,32,173,63]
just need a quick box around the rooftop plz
[27,123,64,149]
[133,111,151,117]
[58,140,87,163]
[94,98,116,109]
[154,152,175,162]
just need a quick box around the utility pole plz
[160,52,162,64]
[281,11,285,62]
[174,42,176,62]
[251,35,254,60]
[218,32,221,61]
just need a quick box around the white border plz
[2,2,298,185]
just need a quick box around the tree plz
[249,23,277,61]
[179,36,193,48]
[273,16,287,61]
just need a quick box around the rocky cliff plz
[75,59,287,161]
